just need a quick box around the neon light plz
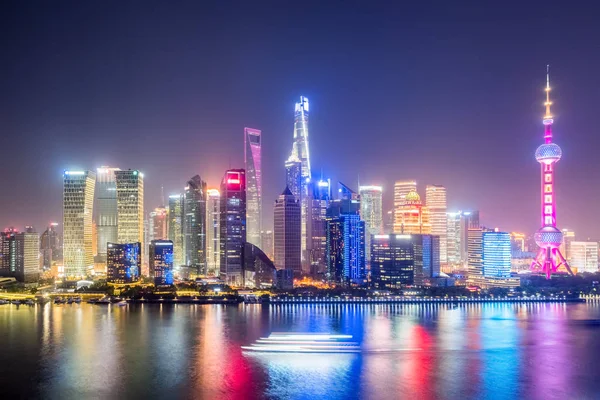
[65,171,85,175]
[227,178,240,184]
[530,67,573,279]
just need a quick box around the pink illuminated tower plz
[531,67,573,278]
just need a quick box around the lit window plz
[544,216,553,225]
[544,184,552,193]
[545,205,553,214]
[544,195,552,204]
[545,174,552,183]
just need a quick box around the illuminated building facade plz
[40,223,61,269]
[531,69,573,278]
[359,185,383,264]
[149,207,168,241]
[467,227,484,281]
[115,170,144,244]
[219,169,246,286]
[394,190,431,234]
[95,166,119,262]
[149,239,174,285]
[0,228,40,282]
[482,231,511,278]
[274,187,301,274]
[286,97,311,269]
[244,127,262,248]
[326,197,366,285]
[425,185,447,264]
[168,194,184,267]
[371,234,414,289]
[63,170,96,278]
[205,189,220,276]
[412,234,441,285]
[560,229,575,262]
[261,230,274,260]
[184,175,207,274]
[569,241,599,273]
[309,179,331,275]
[446,212,461,265]
[107,242,141,284]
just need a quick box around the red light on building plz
[227,178,240,184]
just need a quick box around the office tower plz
[384,210,394,233]
[274,187,302,274]
[309,179,331,274]
[0,228,39,282]
[107,242,141,284]
[467,227,484,282]
[446,213,461,265]
[482,231,511,278]
[394,190,431,234]
[168,194,184,267]
[569,242,599,273]
[149,239,173,285]
[184,175,207,274]
[205,189,221,276]
[359,185,383,264]
[560,229,575,261]
[149,207,168,241]
[531,69,573,278]
[325,192,366,285]
[115,170,144,244]
[286,97,311,269]
[95,167,119,262]
[260,230,274,260]
[219,169,246,286]
[510,232,526,253]
[40,223,60,270]
[412,234,441,285]
[371,234,415,289]
[393,180,417,222]
[426,185,447,264]
[244,127,262,248]
[63,170,96,279]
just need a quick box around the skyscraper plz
[273,187,301,274]
[393,180,417,219]
[531,68,573,278]
[184,175,207,274]
[219,169,246,286]
[205,188,220,276]
[412,234,441,285]
[95,166,119,263]
[40,222,61,270]
[286,97,311,269]
[467,227,484,283]
[115,170,144,244]
[309,179,331,275]
[244,127,262,248]
[149,239,174,285]
[371,234,415,289]
[0,228,39,283]
[63,170,96,279]
[482,231,511,278]
[149,207,168,241]
[394,190,431,234]
[359,185,383,264]
[168,194,184,267]
[107,242,141,284]
[326,193,366,285]
[446,212,462,266]
[425,185,447,264]
[260,230,274,261]
[569,241,599,273]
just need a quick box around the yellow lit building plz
[63,170,96,279]
[394,190,431,234]
[115,170,144,244]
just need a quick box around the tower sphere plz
[405,190,420,202]
[535,143,562,164]
[534,226,563,248]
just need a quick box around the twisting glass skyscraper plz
[244,127,262,248]
[63,170,96,279]
[285,96,311,269]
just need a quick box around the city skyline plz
[3,2,600,241]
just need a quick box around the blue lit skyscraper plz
[309,179,331,275]
[149,239,174,285]
[482,231,511,278]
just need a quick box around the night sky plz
[2,1,600,239]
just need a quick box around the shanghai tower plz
[285,96,311,269]
[530,67,573,279]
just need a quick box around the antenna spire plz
[544,64,552,120]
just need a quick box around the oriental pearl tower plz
[531,66,574,279]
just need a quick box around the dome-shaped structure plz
[535,143,562,164]
[405,190,420,202]
[534,226,563,248]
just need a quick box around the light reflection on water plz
[1,303,600,399]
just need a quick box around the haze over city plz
[2,1,600,239]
